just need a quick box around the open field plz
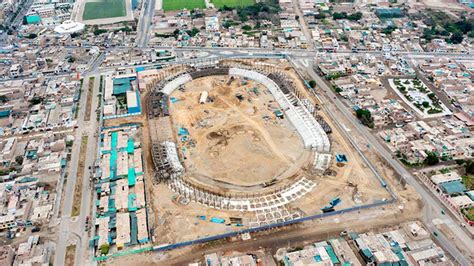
[162,0,206,11]
[211,0,255,8]
[170,76,309,189]
[71,135,88,217]
[82,0,126,20]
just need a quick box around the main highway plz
[53,54,103,266]
[135,0,156,47]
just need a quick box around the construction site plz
[139,58,395,245]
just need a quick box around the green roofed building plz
[25,15,41,25]
[112,77,136,95]
[324,245,340,264]
[0,110,11,118]
[440,181,467,196]
[375,8,403,18]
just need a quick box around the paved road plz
[291,0,314,50]
[6,0,33,27]
[302,63,473,265]
[136,0,156,47]
[97,51,474,76]
[74,74,101,266]
[4,46,473,83]
[54,64,103,266]
[54,75,91,266]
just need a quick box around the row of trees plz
[219,0,281,22]
[332,12,363,21]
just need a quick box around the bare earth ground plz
[65,245,76,266]
[108,200,422,266]
[170,76,309,189]
[422,0,467,11]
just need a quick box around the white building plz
[54,20,85,35]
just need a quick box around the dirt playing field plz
[169,76,310,190]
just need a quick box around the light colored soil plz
[422,0,466,10]
[371,87,387,103]
[169,76,309,189]
[151,183,255,244]
[65,245,76,266]
[72,135,88,217]
[295,108,391,215]
[84,76,94,122]
[142,62,396,245]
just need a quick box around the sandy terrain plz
[422,0,467,11]
[169,76,310,190]
[151,183,256,244]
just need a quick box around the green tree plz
[422,28,433,41]
[382,26,397,35]
[99,244,109,255]
[424,151,439,166]
[172,29,181,39]
[93,29,107,36]
[242,25,252,31]
[355,108,374,128]
[314,12,326,19]
[448,31,463,44]
[29,97,43,105]
[348,12,362,21]
[466,160,474,175]
[26,33,37,39]
[332,12,347,20]
[15,155,23,165]
[308,80,316,88]
[186,27,200,37]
